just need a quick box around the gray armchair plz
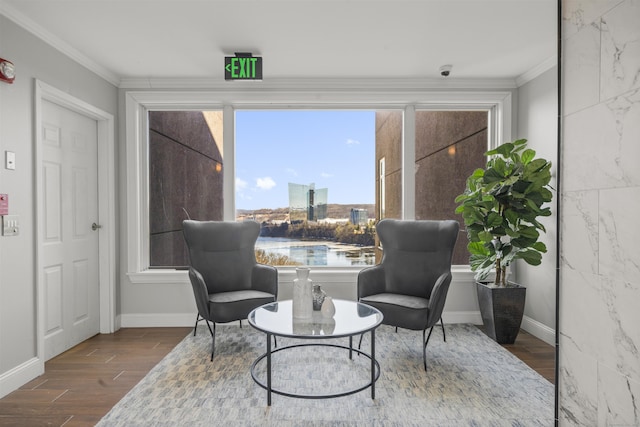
[358,219,459,370]
[183,220,278,360]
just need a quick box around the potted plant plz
[455,139,553,344]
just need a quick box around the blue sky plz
[235,110,375,210]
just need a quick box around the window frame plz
[125,89,512,284]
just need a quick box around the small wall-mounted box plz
[2,215,19,236]
[0,194,8,216]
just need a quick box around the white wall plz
[559,0,640,425]
[115,88,514,329]
[516,66,558,344]
[0,16,117,398]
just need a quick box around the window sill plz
[127,265,474,285]
[127,270,189,284]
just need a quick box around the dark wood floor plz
[0,326,555,427]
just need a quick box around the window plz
[235,110,379,267]
[124,89,511,281]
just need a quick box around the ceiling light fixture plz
[439,64,452,77]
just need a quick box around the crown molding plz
[118,76,518,90]
[515,55,558,87]
[0,2,120,86]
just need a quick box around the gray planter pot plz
[476,281,526,344]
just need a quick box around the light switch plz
[5,151,15,170]
[2,215,19,236]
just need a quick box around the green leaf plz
[487,142,514,158]
[532,241,547,252]
[486,212,502,227]
[521,148,536,165]
[519,250,542,265]
[483,168,505,184]
[478,231,494,243]
[468,241,489,256]
[513,139,528,147]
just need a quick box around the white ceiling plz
[0,0,557,86]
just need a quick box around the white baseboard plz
[120,310,484,329]
[521,315,555,346]
[0,357,43,399]
[120,313,196,328]
[442,311,483,325]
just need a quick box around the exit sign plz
[225,54,262,80]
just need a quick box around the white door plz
[41,99,100,360]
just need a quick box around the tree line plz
[260,221,376,246]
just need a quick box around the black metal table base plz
[250,331,379,406]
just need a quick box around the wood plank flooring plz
[0,326,554,427]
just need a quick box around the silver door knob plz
[91,222,102,231]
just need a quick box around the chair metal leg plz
[358,333,364,349]
[440,316,446,342]
[423,326,435,371]
[193,313,201,336]
[204,320,216,361]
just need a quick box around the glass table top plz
[248,299,383,338]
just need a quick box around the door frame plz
[34,79,116,363]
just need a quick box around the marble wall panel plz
[599,187,640,283]
[561,1,640,423]
[562,21,601,115]
[597,275,640,380]
[559,268,607,358]
[600,1,640,100]
[597,363,640,426]
[562,0,624,39]
[603,88,640,186]
[561,191,599,274]
[558,333,598,426]
[563,91,640,192]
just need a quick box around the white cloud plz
[346,138,360,145]
[235,177,248,191]
[285,168,298,176]
[321,172,333,178]
[256,176,276,190]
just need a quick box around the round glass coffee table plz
[248,299,383,406]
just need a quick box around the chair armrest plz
[251,263,278,298]
[357,265,386,299]
[188,267,211,318]
[427,272,452,327]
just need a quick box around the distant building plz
[350,208,369,225]
[288,182,328,222]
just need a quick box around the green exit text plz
[225,56,262,80]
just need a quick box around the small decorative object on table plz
[312,283,326,311]
[321,296,336,318]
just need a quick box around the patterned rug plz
[97,323,554,426]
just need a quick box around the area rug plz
[97,323,554,426]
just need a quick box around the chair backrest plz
[377,219,459,298]
[182,220,260,293]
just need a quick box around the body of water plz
[256,236,375,266]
